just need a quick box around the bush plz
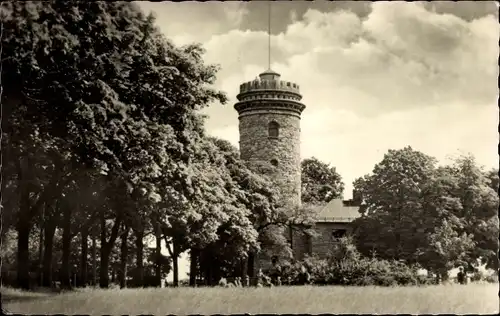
[471,270,484,282]
[484,274,498,283]
[277,237,429,287]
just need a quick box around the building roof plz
[313,199,361,223]
[259,68,280,76]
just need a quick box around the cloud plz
[140,2,497,198]
[200,1,497,197]
[137,1,249,46]
[204,2,497,120]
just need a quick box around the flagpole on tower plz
[268,0,271,70]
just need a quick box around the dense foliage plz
[301,157,345,204]
[1,2,496,292]
[275,237,433,287]
[352,147,498,280]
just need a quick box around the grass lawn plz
[2,283,498,315]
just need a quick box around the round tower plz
[234,69,306,208]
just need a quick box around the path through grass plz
[3,283,498,315]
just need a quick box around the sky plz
[136,1,499,281]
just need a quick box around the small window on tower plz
[270,159,278,167]
[268,121,279,138]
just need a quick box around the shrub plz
[484,274,498,283]
[471,270,484,282]
[278,237,428,287]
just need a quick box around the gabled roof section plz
[313,199,361,223]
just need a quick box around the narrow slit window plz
[268,121,279,138]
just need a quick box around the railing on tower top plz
[239,80,300,94]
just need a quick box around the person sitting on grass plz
[257,268,264,286]
[298,265,311,285]
[234,277,242,287]
[457,267,466,285]
[218,277,228,287]
[263,275,273,287]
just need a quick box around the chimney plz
[352,189,362,206]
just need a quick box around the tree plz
[352,148,498,278]
[2,1,227,289]
[485,168,499,193]
[422,218,475,281]
[171,137,260,285]
[352,147,438,262]
[207,138,297,280]
[446,155,499,271]
[301,157,344,204]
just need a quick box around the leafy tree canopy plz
[301,157,344,204]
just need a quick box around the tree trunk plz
[134,229,144,287]
[99,251,111,288]
[16,221,31,290]
[241,256,248,279]
[189,248,198,287]
[201,251,209,286]
[119,227,129,289]
[80,230,88,287]
[248,252,255,278]
[99,210,122,288]
[172,239,179,287]
[38,206,44,287]
[92,231,97,286]
[16,165,33,290]
[60,204,72,289]
[42,220,57,287]
[99,210,108,288]
[155,223,162,287]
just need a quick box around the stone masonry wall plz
[291,228,312,261]
[310,222,353,258]
[239,111,302,207]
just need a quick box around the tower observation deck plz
[234,70,306,118]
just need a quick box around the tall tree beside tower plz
[301,157,345,204]
[1,1,227,289]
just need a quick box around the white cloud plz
[199,2,498,199]
[143,2,497,195]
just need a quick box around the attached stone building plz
[291,198,362,261]
[234,69,362,276]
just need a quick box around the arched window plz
[270,159,278,167]
[268,121,279,138]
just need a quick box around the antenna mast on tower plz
[268,0,271,70]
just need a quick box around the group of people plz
[218,264,312,288]
[218,276,250,288]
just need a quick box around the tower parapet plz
[239,79,301,95]
[235,70,306,117]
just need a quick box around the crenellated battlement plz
[235,69,305,115]
[239,79,300,95]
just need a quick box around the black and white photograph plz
[1,0,498,314]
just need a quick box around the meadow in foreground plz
[3,283,498,315]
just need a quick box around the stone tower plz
[234,69,306,274]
